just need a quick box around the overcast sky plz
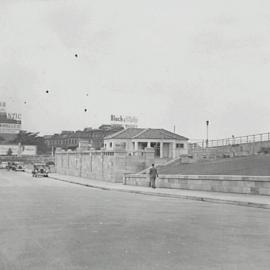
[1,0,270,141]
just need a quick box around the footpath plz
[49,173,270,210]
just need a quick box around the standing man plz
[149,164,158,189]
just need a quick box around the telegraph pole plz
[206,120,209,147]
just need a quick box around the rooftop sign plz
[0,101,22,134]
[7,113,22,121]
[110,114,138,128]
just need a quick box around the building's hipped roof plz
[105,128,145,139]
[105,128,188,140]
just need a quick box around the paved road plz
[0,170,270,270]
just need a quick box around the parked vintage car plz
[32,163,49,177]
[11,162,25,172]
[0,161,8,169]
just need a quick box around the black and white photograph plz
[1,0,270,269]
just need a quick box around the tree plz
[11,131,39,145]
[11,130,49,155]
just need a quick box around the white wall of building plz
[104,139,133,151]
[104,138,188,158]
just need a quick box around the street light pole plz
[206,120,209,147]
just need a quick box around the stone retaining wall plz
[55,149,155,182]
[124,174,270,195]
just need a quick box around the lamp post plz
[206,120,209,147]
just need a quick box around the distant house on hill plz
[44,125,124,152]
[104,128,188,158]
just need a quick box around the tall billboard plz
[0,145,37,156]
[7,112,22,121]
[110,114,138,128]
[20,145,37,156]
[0,101,21,134]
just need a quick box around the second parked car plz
[12,162,25,172]
[32,163,49,177]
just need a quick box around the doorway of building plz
[151,142,160,157]
[138,142,148,150]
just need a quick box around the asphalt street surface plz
[0,170,270,270]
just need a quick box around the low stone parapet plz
[123,174,270,196]
[123,173,150,187]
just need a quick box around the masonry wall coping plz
[125,174,148,178]
[125,174,270,182]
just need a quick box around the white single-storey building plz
[104,128,189,159]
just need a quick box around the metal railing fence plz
[189,132,270,150]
